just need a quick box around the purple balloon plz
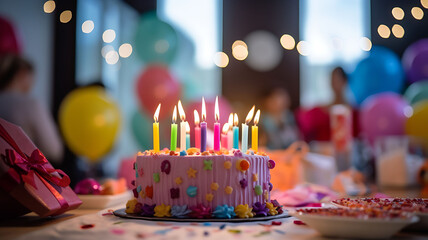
[402,39,428,83]
[74,178,102,195]
[360,93,410,144]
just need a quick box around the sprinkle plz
[113,221,124,225]
[239,178,248,189]
[180,150,187,156]
[186,186,198,197]
[252,173,258,182]
[203,159,213,170]
[161,160,171,174]
[175,177,183,185]
[224,186,233,195]
[111,228,125,235]
[228,229,241,234]
[203,222,212,226]
[267,159,276,169]
[145,186,153,199]
[187,167,197,178]
[271,221,282,226]
[211,182,219,191]
[293,220,306,225]
[204,231,209,236]
[153,173,160,183]
[206,193,214,202]
[154,228,173,235]
[101,212,113,216]
[223,161,232,169]
[254,231,271,237]
[219,224,226,230]
[137,185,142,193]
[274,229,286,235]
[139,190,146,199]
[170,188,180,199]
[236,159,250,172]
[254,185,262,195]
[138,168,144,176]
[80,224,95,229]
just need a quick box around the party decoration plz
[136,65,181,120]
[59,86,121,162]
[74,178,101,195]
[135,12,178,64]
[154,204,171,217]
[131,110,152,150]
[404,81,428,105]
[405,100,428,146]
[0,16,21,54]
[360,93,410,144]
[402,39,428,83]
[350,46,405,104]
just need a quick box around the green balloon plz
[404,80,428,105]
[135,12,178,64]
[131,110,152,150]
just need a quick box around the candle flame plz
[154,103,161,122]
[215,96,219,122]
[222,123,230,134]
[228,113,233,130]
[178,100,186,121]
[172,105,177,124]
[245,105,255,125]
[202,97,206,122]
[234,113,239,126]
[254,109,260,126]
[185,121,190,134]
[194,110,200,126]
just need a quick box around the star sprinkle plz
[239,178,248,189]
[225,186,233,195]
[187,167,197,178]
[254,185,262,196]
[203,159,213,170]
[153,173,160,183]
[252,173,258,182]
[211,182,219,191]
[175,177,183,185]
[264,190,269,201]
[223,161,232,169]
[206,193,214,202]
[139,190,146,199]
[154,204,172,217]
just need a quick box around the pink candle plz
[221,123,229,150]
[194,110,201,150]
[213,96,221,151]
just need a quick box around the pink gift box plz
[0,118,82,218]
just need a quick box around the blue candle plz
[233,125,239,149]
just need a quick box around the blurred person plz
[261,88,300,149]
[329,66,349,106]
[0,54,63,163]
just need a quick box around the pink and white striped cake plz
[126,149,279,219]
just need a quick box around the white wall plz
[0,0,54,108]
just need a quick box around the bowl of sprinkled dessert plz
[332,198,428,231]
[290,208,418,239]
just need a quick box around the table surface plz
[0,187,427,240]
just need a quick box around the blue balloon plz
[350,46,405,104]
[135,12,178,64]
[131,110,152,150]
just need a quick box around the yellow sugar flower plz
[154,204,172,217]
[234,204,254,218]
[125,198,138,214]
[266,202,278,216]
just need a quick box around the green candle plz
[171,105,177,151]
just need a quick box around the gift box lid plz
[0,118,82,217]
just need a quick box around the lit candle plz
[186,122,190,150]
[153,104,161,152]
[227,113,234,150]
[221,123,229,150]
[233,113,239,149]
[213,96,221,152]
[201,97,207,152]
[178,100,187,151]
[170,105,177,151]
[242,106,255,153]
[252,109,260,153]
[194,110,201,150]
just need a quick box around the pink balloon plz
[185,97,233,145]
[136,65,181,120]
[360,93,409,144]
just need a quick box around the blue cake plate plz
[113,208,290,222]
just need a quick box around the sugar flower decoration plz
[252,202,269,217]
[225,186,233,195]
[235,204,254,218]
[171,205,191,218]
[206,193,214,202]
[154,204,171,217]
[213,205,236,219]
[203,159,213,170]
[211,182,219,191]
[223,160,232,169]
[233,149,243,157]
[125,198,138,214]
[266,202,278,216]
[239,178,248,189]
[161,160,171,174]
[189,204,212,219]
[141,204,156,217]
[187,167,197,178]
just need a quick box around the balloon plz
[131,110,152,150]
[74,178,101,195]
[59,86,121,162]
[136,65,181,120]
[404,81,428,105]
[360,93,410,144]
[185,97,233,145]
[402,39,428,83]
[135,12,178,64]
[350,46,405,104]
[0,17,21,54]
[406,100,428,146]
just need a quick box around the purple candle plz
[201,97,207,152]
[213,96,221,151]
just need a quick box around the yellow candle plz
[153,104,161,152]
[252,109,260,153]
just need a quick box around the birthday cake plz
[125,149,281,219]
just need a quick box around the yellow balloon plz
[405,100,428,147]
[59,86,121,162]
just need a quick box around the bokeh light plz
[154,40,169,53]
[119,43,133,58]
[105,51,119,65]
[403,106,414,118]
[60,10,72,23]
[296,41,310,56]
[82,20,94,33]
[377,24,391,38]
[213,52,229,68]
[101,45,114,58]
[232,40,248,61]
[411,7,424,20]
[280,34,296,50]
[43,0,55,13]
[360,37,372,51]
[422,0,428,9]
[391,7,405,20]
[102,29,116,43]
[391,24,405,38]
